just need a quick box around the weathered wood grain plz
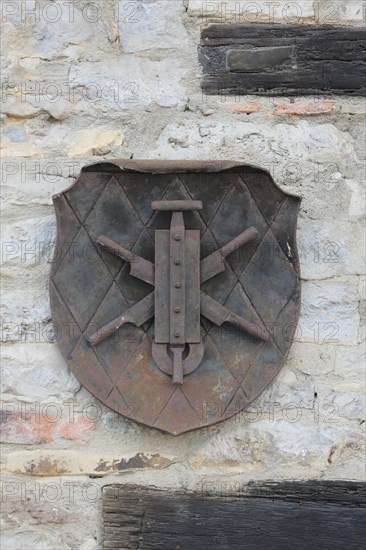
[199,24,366,96]
[103,481,366,549]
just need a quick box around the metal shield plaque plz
[50,160,301,435]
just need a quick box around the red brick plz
[273,101,335,115]
[0,412,95,445]
[0,413,54,445]
[230,103,260,114]
[58,416,95,443]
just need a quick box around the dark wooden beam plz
[199,24,366,96]
[103,481,366,549]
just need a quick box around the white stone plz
[2,97,42,118]
[286,342,336,377]
[298,219,365,279]
[357,275,365,342]
[329,391,365,421]
[317,0,365,24]
[1,0,36,28]
[1,285,52,343]
[80,539,99,550]
[5,1,94,59]
[27,96,70,120]
[188,0,316,22]
[152,120,356,167]
[254,367,317,411]
[312,382,366,422]
[1,343,80,400]
[266,422,349,462]
[345,179,366,219]
[2,124,29,143]
[253,342,365,418]
[66,129,124,157]
[188,0,364,24]
[1,162,74,209]
[118,0,188,53]
[1,136,42,158]
[334,345,366,379]
[69,57,188,110]
[3,95,69,121]
[1,215,56,266]
[0,532,71,550]
[189,419,364,475]
[300,279,360,345]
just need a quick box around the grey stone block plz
[227,46,294,72]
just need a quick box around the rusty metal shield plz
[50,160,301,435]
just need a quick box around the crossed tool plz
[88,200,269,384]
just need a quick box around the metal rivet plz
[175,283,181,288]
[174,332,180,338]
[174,307,181,313]
[174,235,181,241]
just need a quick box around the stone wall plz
[1,1,365,548]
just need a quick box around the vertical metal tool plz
[152,200,204,385]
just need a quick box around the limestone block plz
[0,532,71,550]
[3,0,94,60]
[66,129,124,157]
[188,419,364,477]
[345,179,366,219]
[1,344,80,401]
[300,279,360,345]
[69,57,188,110]
[1,215,56,266]
[334,344,366,379]
[298,219,365,279]
[187,0,363,25]
[3,96,69,120]
[152,121,356,170]
[1,161,72,208]
[188,0,314,23]
[1,288,52,343]
[5,450,177,476]
[1,136,42,158]
[118,0,188,53]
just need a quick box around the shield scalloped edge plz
[50,160,301,435]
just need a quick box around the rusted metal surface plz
[97,235,154,285]
[50,160,301,435]
[200,292,269,341]
[90,200,267,384]
[151,200,203,211]
[153,201,202,385]
[200,227,258,283]
[88,292,154,347]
